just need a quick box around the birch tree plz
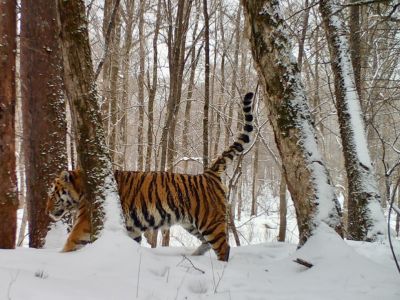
[56,0,125,243]
[241,0,343,245]
[319,0,385,241]
[0,0,18,249]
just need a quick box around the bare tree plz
[21,0,67,248]
[0,0,18,249]
[56,0,125,244]
[241,0,343,245]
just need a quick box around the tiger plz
[46,92,254,261]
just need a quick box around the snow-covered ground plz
[0,222,399,300]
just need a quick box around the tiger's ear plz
[60,170,71,183]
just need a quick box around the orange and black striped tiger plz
[46,92,254,261]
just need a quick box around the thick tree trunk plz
[319,0,385,242]
[0,0,18,248]
[241,0,343,245]
[56,0,125,241]
[21,0,67,248]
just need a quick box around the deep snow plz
[0,223,399,300]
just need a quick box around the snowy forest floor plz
[0,221,399,300]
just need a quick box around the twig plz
[293,258,313,268]
[8,270,20,300]
[136,252,142,298]
[214,263,227,294]
[180,255,205,274]
[209,251,216,290]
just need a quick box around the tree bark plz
[0,0,18,249]
[56,0,125,242]
[241,0,343,245]
[319,0,385,241]
[21,0,67,248]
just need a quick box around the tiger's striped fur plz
[46,92,254,261]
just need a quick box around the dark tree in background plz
[21,0,67,248]
[0,0,18,249]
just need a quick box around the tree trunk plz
[145,0,161,172]
[202,0,210,168]
[100,0,121,152]
[137,0,146,170]
[56,0,125,242]
[0,0,18,249]
[119,0,135,168]
[108,11,121,163]
[181,4,201,173]
[319,0,385,242]
[297,0,310,70]
[251,141,259,216]
[241,0,343,245]
[224,6,241,148]
[396,190,400,237]
[278,174,287,242]
[143,0,162,247]
[160,0,193,172]
[21,0,67,248]
[349,0,362,102]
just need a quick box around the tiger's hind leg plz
[184,225,211,256]
[199,221,230,261]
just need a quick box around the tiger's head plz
[46,170,83,221]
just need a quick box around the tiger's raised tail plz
[208,92,254,176]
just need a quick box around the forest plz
[0,0,399,299]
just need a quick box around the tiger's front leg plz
[62,208,92,252]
